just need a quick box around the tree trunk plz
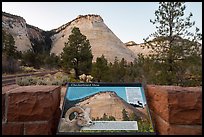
[74,68,79,79]
[166,54,175,85]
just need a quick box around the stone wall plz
[2,84,202,135]
[2,85,61,135]
[145,85,202,135]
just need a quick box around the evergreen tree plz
[2,30,18,59]
[143,2,202,85]
[61,27,93,79]
[108,116,116,121]
[2,30,21,73]
[91,55,109,82]
[102,113,108,121]
[118,58,127,82]
[129,112,140,121]
[21,50,38,68]
[109,57,120,82]
[122,109,129,121]
[44,53,60,69]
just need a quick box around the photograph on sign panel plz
[58,86,154,133]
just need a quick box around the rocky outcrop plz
[125,41,154,56]
[3,12,201,63]
[125,41,137,46]
[126,36,202,57]
[2,12,51,53]
[26,24,52,53]
[2,12,32,51]
[2,12,136,62]
[50,14,136,62]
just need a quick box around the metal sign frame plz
[57,82,156,135]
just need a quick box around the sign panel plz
[57,83,155,135]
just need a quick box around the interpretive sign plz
[57,83,155,135]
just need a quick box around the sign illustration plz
[57,83,155,135]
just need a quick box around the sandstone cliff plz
[50,14,136,62]
[2,12,32,51]
[126,37,202,57]
[2,12,136,62]
[3,12,201,63]
[2,12,51,53]
[125,41,152,56]
[26,24,52,53]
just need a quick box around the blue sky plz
[67,87,127,101]
[2,2,202,44]
[66,86,146,105]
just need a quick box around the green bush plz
[36,78,48,85]
[28,76,38,85]
[20,66,37,73]
[69,77,80,82]
[54,72,63,80]
[16,72,70,86]
[16,77,29,86]
[51,79,63,86]
[61,75,69,83]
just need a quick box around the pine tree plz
[143,2,202,85]
[122,108,129,121]
[61,27,93,79]
[129,113,140,121]
[21,50,38,68]
[2,30,21,73]
[2,30,17,58]
[91,55,109,82]
[108,116,116,121]
[102,113,108,121]
[109,57,120,82]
